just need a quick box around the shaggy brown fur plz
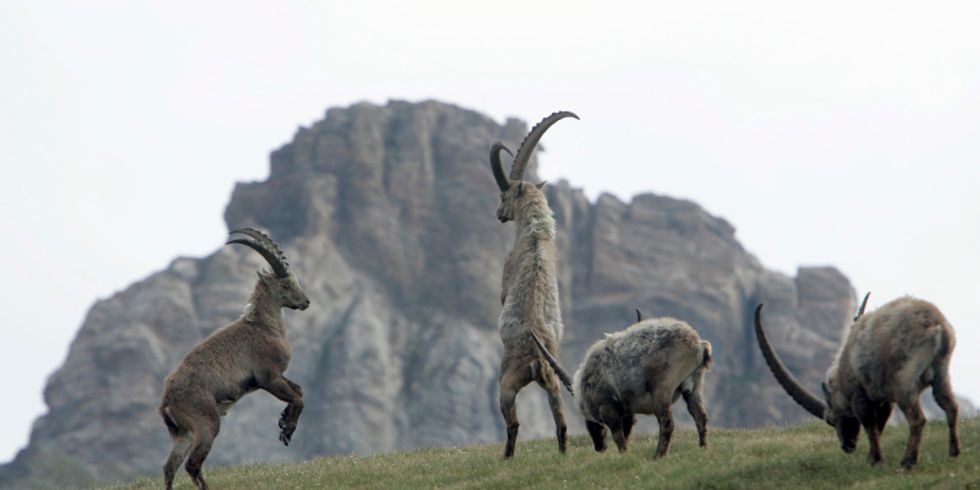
[158,229,310,490]
[489,111,577,458]
[533,318,712,459]
[755,295,958,469]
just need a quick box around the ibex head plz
[754,292,871,454]
[489,111,578,223]
[227,228,311,311]
[821,378,861,453]
[823,291,871,452]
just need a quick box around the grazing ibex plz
[532,317,712,458]
[489,111,578,458]
[159,228,311,490]
[754,294,959,469]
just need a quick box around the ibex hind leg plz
[161,405,192,490]
[682,390,708,447]
[539,372,568,454]
[184,413,220,490]
[931,368,960,457]
[897,397,926,469]
[653,408,675,459]
[163,431,192,490]
[499,364,533,459]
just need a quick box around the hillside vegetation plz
[107,418,978,489]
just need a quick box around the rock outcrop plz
[7,100,962,488]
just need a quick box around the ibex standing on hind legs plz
[159,228,311,490]
[489,111,578,458]
[754,293,959,469]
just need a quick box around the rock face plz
[4,100,960,488]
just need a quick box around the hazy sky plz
[2,1,979,463]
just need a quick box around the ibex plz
[158,228,311,490]
[754,293,959,469]
[489,111,578,458]
[532,317,712,458]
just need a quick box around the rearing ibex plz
[489,111,578,458]
[159,228,311,490]
[754,293,959,469]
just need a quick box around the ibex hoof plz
[279,431,292,446]
[950,445,960,458]
[899,456,917,470]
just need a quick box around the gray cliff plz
[4,100,965,488]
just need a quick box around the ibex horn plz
[489,142,513,191]
[227,228,290,278]
[853,292,871,321]
[509,111,579,182]
[753,304,827,419]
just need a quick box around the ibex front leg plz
[258,373,304,446]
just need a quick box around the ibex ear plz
[536,181,547,189]
[256,270,275,286]
[515,181,524,197]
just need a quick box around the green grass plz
[107,418,979,489]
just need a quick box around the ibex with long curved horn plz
[531,317,711,458]
[489,111,578,458]
[158,228,311,490]
[754,293,959,469]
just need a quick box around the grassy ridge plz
[109,418,979,489]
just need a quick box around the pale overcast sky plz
[2,1,978,462]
